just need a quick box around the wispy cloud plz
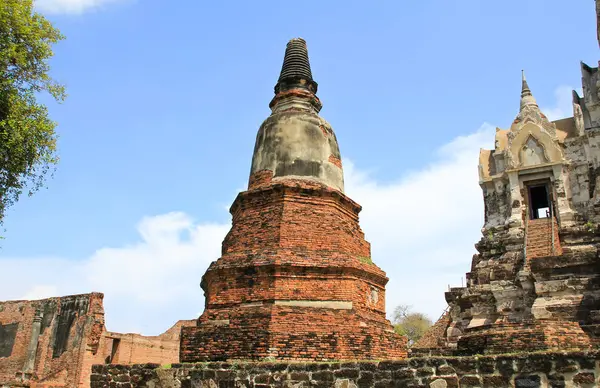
[35,0,128,14]
[345,124,494,321]
[542,85,579,121]
[1,213,229,334]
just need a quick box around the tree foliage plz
[0,0,65,225]
[392,304,432,346]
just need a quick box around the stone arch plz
[508,122,563,168]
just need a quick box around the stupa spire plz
[520,70,538,110]
[513,71,556,136]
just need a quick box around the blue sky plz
[0,0,598,334]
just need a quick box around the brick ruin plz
[412,9,600,357]
[179,38,406,362]
[0,293,194,388]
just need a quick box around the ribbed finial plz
[279,38,312,81]
[521,70,532,97]
[274,38,318,94]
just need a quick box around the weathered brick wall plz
[222,180,370,258]
[0,293,105,388]
[412,311,452,356]
[248,169,274,190]
[92,351,600,388]
[0,293,194,388]
[104,320,196,365]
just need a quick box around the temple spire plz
[513,71,556,136]
[274,38,318,95]
[520,70,538,110]
[521,70,531,96]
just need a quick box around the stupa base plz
[180,303,406,362]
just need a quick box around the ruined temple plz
[413,65,600,356]
[0,293,194,388]
[179,38,406,362]
[8,3,600,387]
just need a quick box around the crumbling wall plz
[481,180,512,230]
[0,293,105,388]
[0,293,194,388]
[411,311,452,356]
[102,320,195,365]
[92,351,600,388]
[563,136,591,214]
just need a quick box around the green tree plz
[0,0,65,227]
[392,304,432,346]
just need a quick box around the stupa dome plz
[249,38,344,192]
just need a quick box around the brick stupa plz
[180,38,406,362]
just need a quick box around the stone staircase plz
[526,217,562,259]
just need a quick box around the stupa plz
[179,38,406,361]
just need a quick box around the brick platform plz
[180,180,406,361]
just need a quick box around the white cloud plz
[345,123,495,322]
[542,85,579,121]
[1,212,229,335]
[35,0,128,14]
[20,285,60,300]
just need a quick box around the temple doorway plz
[527,184,551,219]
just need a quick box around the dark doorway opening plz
[106,338,120,364]
[528,184,551,219]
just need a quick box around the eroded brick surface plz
[181,180,406,362]
[456,321,591,356]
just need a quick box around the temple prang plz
[413,25,600,355]
[179,37,406,362]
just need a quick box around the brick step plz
[526,216,562,259]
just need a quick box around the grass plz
[357,256,373,265]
